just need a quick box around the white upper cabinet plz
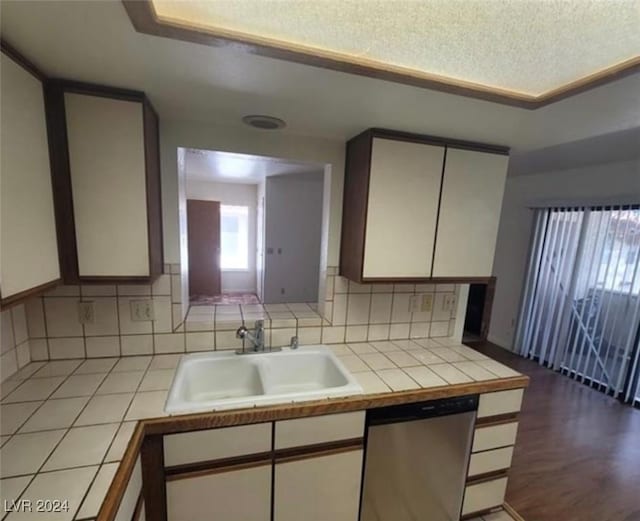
[65,93,150,278]
[0,51,60,306]
[340,129,508,282]
[432,148,508,277]
[363,138,444,279]
[45,81,163,284]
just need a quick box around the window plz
[220,205,249,270]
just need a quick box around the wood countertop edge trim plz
[96,375,528,521]
[97,421,145,521]
[147,375,529,435]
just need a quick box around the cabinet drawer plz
[461,476,508,516]
[275,411,365,450]
[167,463,270,521]
[472,422,518,452]
[468,447,514,477]
[478,389,524,418]
[164,423,271,466]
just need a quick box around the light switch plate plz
[78,302,95,325]
[421,293,434,312]
[130,300,154,322]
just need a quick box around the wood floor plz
[469,341,640,521]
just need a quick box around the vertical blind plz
[515,205,640,406]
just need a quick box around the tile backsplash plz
[0,264,466,378]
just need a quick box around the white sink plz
[165,345,363,414]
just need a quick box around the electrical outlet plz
[442,294,457,312]
[421,293,433,312]
[78,302,95,325]
[130,300,154,322]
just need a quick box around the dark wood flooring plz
[468,341,640,521]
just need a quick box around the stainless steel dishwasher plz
[360,395,478,521]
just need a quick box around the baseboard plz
[504,502,526,521]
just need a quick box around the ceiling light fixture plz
[242,115,286,130]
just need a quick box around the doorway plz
[183,148,326,307]
[463,279,496,343]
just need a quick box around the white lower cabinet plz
[274,449,364,521]
[166,464,271,521]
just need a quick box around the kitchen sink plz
[165,345,363,414]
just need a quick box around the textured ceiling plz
[152,0,640,97]
[1,0,638,156]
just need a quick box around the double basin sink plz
[165,345,363,413]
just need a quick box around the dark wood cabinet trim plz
[274,437,364,464]
[0,39,46,81]
[165,451,272,479]
[367,128,510,156]
[121,0,640,110]
[140,435,167,521]
[44,80,163,284]
[339,131,373,282]
[339,128,508,284]
[44,80,81,284]
[0,279,61,310]
[461,506,506,520]
[475,413,519,427]
[143,99,164,279]
[465,468,509,485]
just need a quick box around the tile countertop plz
[0,338,523,521]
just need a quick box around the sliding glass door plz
[515,205,640,406]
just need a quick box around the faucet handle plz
[254,319,264,329]
[236,325,248,339]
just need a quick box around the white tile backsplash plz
[16,265,466,363]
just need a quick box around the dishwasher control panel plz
[367,395,478,425]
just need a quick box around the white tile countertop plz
[0,338,522,521]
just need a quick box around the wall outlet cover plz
[78,301,95,325]
[130,300,154,322]
[443,294,457,312]
[421,293,434,312]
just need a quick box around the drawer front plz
[478,389,524,418]
[275,412,365,450]
[462,477,508,516]
[164,423,271,466]
[468,447,514,477]
[167,464,271,521]
[472,422,518,453]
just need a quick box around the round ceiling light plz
[242,115,286,130]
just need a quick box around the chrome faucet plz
[236,320,272,354]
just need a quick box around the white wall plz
[186,179,258,293]
[490,159,640,350]
[263,172,324,303]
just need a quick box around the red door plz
[187,199,221,298]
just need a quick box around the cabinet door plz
[0,52,60,303]
[363,138,444,279]
[274,449,363,521]
[65,93,150,277]
[166,465,271,521]
[432,148,508,277]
